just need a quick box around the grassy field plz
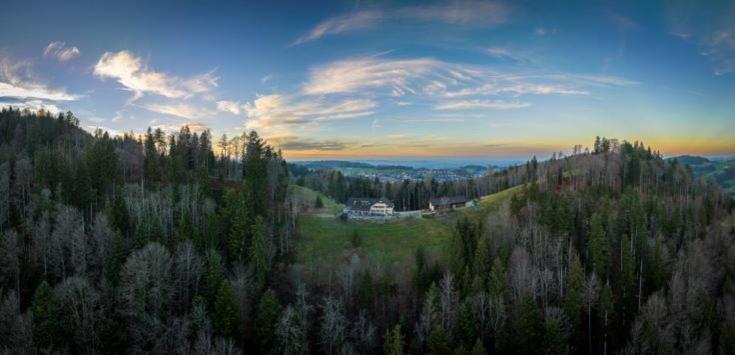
[288,184,344,214]
[292,184,523,272]
[295,215,453,267]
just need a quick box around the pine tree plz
[256,290,283,353]
[565,253,585,347]
[249,216,271,288]
[544,309,569,355]
[489,257,507,298]
[144,127,160,188]
[226,191,248,264]
[456,298,476,349]
[203,249,225,309]
[589,213,609,280]
[598,282,613,355]
[213,280,239,339]
[315,195,324,209]
[427,326,450,355]
[109,192,131,238]
[619,234,636,327]
[383,325,405,355]
[517,292,544,354]
[31,280,61,348]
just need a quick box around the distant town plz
[290,160,499,182]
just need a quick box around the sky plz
[1,0,734,160]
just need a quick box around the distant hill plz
[294,160,378,169]
[669,155,735,196]
[668,155,710,165]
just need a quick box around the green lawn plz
[295,215,453,268]
[288,184,344,214]
[293,184,524,273]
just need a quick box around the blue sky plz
[1,0,733,159]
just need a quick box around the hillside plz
[2,111,734,355]
[669,155,735,195]
[292,184,520,278]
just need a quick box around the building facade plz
[344,198,395,217]
[429,196,475,211]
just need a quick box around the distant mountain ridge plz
[668,155,735,195]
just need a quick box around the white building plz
[344,198,395,217]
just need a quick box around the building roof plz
[430,196,467,207]
[345,197,394,211]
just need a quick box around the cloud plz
[303,55,634,101]
[93,50,218,102]
[546,74,640,87]
[44,41,80,62]
[703,31,735,75]
[216,100,242,115]
[403,0,510,25]
[269,136,347,151]
[293,1,510,45]
[435,100,530,110]
[144,102,210,119]
[485,47,523,61]
[242,94,375,135]
[293,10,383,45]
[0,82,79,101]
[261,74,274,84]
[148,118,209,134]
[83,125,123,137]
[665,0,735,75]
[0,56,80,102]
[498,84,589,96]
[303,56,479,95]
[0,99,62,115]
[111,111,125,122]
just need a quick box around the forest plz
[1,107,735,354]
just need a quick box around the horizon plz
[1,0,734,159]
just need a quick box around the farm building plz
[429,196,476,211]
[344,198,395,217]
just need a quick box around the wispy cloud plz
[533,27,557,36]
[93,50,218,102]
[303,56,479,95]
[242,94,375,135]
[269,136,347,151]
[260,74,274,85]
[702,31,735,75]
[216,100,242,115]
[484,47,527,62]
[666,0,735,75]
[0,56,80,102]
[292,0,511,45]
[435,100,530,110]
[371,119,381,129]
[293,10,383,45]
[44,41,80,62]
[144,102,210,119]
[304,55,635,100]
[222,53,639,142]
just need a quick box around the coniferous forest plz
[1,107,735,354]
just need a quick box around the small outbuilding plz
[429,196,474,211]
